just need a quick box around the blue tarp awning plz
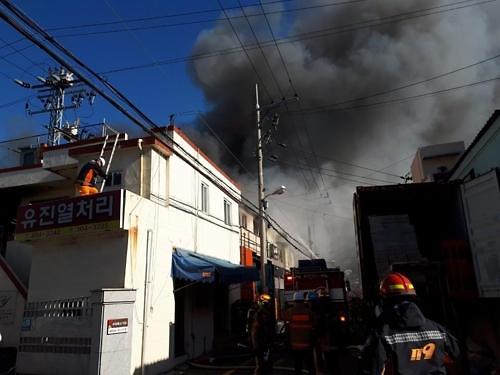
[171,248,260,284]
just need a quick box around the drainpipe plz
[138,139,144,196]
[141,229,153,374]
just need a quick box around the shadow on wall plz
[132,322,181,375]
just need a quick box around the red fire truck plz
[284,259,349,324]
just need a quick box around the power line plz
[237,0,321,193]
[197,111,256,177]
[294,51,500,113]
[0,46,38,79]
[237,0,283,97]
[0,94,33,109]
[96,0,492,74]
[0,121,105,145]
[282,144,405,179]
[216,0,273,101]
[0,0,313,259]
[258,0,330,197]
[291,76,500,115]
[272,199,352,220]
[0,35,45,75]
[364,154,414,178]
[102,0,173,88]
[276,160,390,186]
[41,0,368,36]
[275,159,400,184]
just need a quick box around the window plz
[200,182,209,213]
[224,199,232,225]
[105,171,123,187]
[253,218,260,236]
[268,243,278,259]
[241,214,247,228]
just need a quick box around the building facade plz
[410,141,464,183]
[0,125,256,374]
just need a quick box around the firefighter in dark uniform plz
[288,292,316,375]
[248,293,274,375]
[75,157,107,196]
[360,272,460,374]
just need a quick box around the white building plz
[410,141,465,183]
[0,125,258,374]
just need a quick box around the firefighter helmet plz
[96,157,106,167]
[379,272,416,298]
[258,293,271,304]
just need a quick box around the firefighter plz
[289,291,316,375]
[75,157,107,196]
[248,293,274,375]
[360,272,460,374]
[315,288,332,374]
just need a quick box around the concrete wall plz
[165,142,240,263]
[123,175,241,372]
[27,232,128,301]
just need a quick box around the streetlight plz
[259,185,287,293]
[262,185,287,210]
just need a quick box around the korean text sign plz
[15,190,122,241]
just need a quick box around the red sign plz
[107,318,128,335]
[15,190,123,241]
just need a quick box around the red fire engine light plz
[286,275,293,281]
[339,315,347,323]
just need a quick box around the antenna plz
[14,66,97,146]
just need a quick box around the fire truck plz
[284,259,349,324]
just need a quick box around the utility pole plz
[255,84,298,293]
[14,66,96,146]
[256,83,268,293]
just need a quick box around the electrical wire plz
[40,0,368,35]
[0,122,105,145]
[0,48,37,79]
[0,35,45,75]
[0,1,314,259]
[275,160,388,186]
[275,159,400,184]
[258,0,330,197]
[95,0,494,74]
[236,0,322,193]
[271,199,352,220]
[291,76,500,115]
[237,0,283,97]
[0,95,32,109]
[103,0,172,84]
[282,145,405,178]
[197,111,256,177]
[216,0,273,101]
[291,51,500,114]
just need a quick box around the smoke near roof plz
[187,0,500,281]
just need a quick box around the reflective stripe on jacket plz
[289,303,314,350]
[360,301,460,375]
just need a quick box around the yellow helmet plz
[258,293,271,304]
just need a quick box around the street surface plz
[165,347,360,374]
